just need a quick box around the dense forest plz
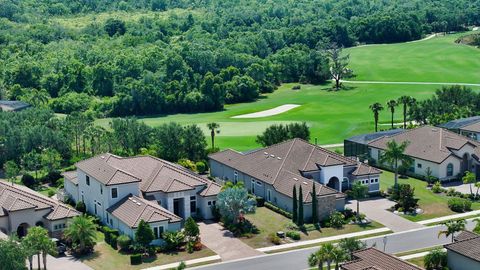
[0,0,479,116]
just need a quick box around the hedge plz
[448,197,472,212]
[286,231,301,240]
[130,254,142,265]
[264,202,293,219]
[109,234,118,249]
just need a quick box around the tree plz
[0,236,26,270]
[184,217,200,242]
[135,219,154,251]
[338,238,366,260]
[40,148,62,173]
[217,187,256,224]
[310,243,338,270]
[424,248,447,270]
[22,151,42,180]
[298,185,304,226]
[64,215,97,254]
[25,88,50,107]
[206,122,220,150]
[292,185,298,223]
[104,18,126,37]
[386,99,397,129]
[425,167,435,186]
[396,184,419,213]
[438,219,466,242]
[332,247,347,270]
[23,226,56,270]
[474,218,480,234]
[369,102,384,132]
[397,96,416,129]
[380,140,412,187]
[462,171,476,196]
[326,44,352,91]
[3,160,19,185]
[311,184,318,224]
[350,181,368,220]
[256,122,310,147]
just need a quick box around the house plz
[0,180,80,238]
[441,116,480,141]
[344,129,405,158]
[444,231,480,270]
[345,126,480,181]
[208,138,381,221]
[63,153,221,240]
[340,247,424,270]
[0,100,31,112]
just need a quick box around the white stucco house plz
[63,153,221,240]
[0,180,80,238]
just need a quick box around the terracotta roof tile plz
[341,248,423,270]
[62,171,78,185]
[445,231,480,262]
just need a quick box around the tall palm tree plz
[386,99,397,129]
[350,181,369,221]
[320,243,336,270]
[64,215,98,254]
[308,250,324,270]
[397,96,416,129]
[23,227,52,270]
[438,219,466,242]
[332,247,347,270]
[338,237,366,260]
[380,140,411,187]
[207,122,220,149]
[369,102,384,132]
[424,248,447,270]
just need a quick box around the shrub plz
[47,190,55,197]
[103,227,119,246]
[286,231,301,240]
[130,254,142,265]
[286,222,299,231]
[147,246,156,257]
[432,181,442,193]
[195,161,207,174]
[268,233,281,245]
[186,241,195,253]
[328,211,346,229]
[448,197,472,212]
[21,174,36,188]
[264,202,292,219]
[75,201,86,213]
[110,235,118,249]
[184,217,200,241]
[447,188,456,196]
[44,171,62,185]
[117,235,131,251]
[163,231,185,251]
[178,159,196,171]
[256,196,265,207]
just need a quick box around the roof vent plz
[136,202,141,206]
[264,152,268,155]
[270,154,275,158]
[302,181,308,185]
[277,157,282,160]
[432,128,438,132]
[293,177,298,181]
[132,199,137,203]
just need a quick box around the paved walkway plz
[30,254,92,270]
[418,210,480,225]
[346,198,424,232]
[199,221,263,261]
[143,255,221,270]
[442,181,477,195]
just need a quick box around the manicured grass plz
[407,256,426,268]
[379,171,480,221]
[241,207,384,248]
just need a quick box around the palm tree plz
[380,140,411,187]
[207,122,220,149]
[369,102,384,132]
[23,227,53,270]
[64,215,98,254]
[40,235,57,270]
[438,219,466,242]
[338,237,366,260]
[320,243,336,270]
[308,250,325,270]
[473,218,480,234]
[462,171,476,196]
[424,248,447,270]
[332,247,347,270]
[27,89,50,107]
[350,181,368,221]
[386,100,397,129]
[397,96,415,129]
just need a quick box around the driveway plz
[442,181,478,195]
[199,221,263,261]
[30,254,92,270]
[346,198,424,232]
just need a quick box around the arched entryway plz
[17,223,29,238]
[327,177,341,192]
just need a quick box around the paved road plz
[193,220,476,270]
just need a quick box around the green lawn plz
[241,207,384,248]
[95,32,480,152]
[380,171,480,221]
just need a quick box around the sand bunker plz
[232,104,300,118]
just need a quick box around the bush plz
[178,159,196,171]
[327,211,346,229]
[117,235,132,251]
[103,227,119,246]
[268,233,281,245]
[256,197,265,207]
[47,190,55,197]
[21,174,36,188]
[75,201,86,213]
[448,197,472,212]
[432,181,442,193]
[195,161,207,174]
[264,202,292,219]
[186,241,195,253]
[110,235,118,249]
[286,231,301,240]
[130,254,142,265]
[44,171,62,185]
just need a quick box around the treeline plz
[0,0,479,117]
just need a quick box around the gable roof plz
[445,231,480,262]
[62,171,78,185]
[209,138,378,203]
[346,129,405,145]
[459,121,480,133]
[106,195,181,228]
[341,248,424,270]
[368,126,480,164]
[0,100,30,112]
[440,116,480,130]
[0,181,80,221]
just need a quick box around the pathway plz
[30,254,92,270]
[346,198,424,232]
[199,221,263,261]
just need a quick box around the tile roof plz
[341,248,424,270]
[199,181,222,197]
[62,171,78,185]
[440,116,480,130]
[0,100,30,111]
[460,121,480,133]
[106,195,181,228]
[346,129,405,144]
[445,231,480,262]
[0,180,80,220]
[454,230,480,242]
[368,126,479,164]
[209,138,377,203]
[351,163,382,177]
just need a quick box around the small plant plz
[328,211,346,229]
[432,181,442,193]
[117,235,132,251]
[446,188,456,196]
[195,161,207,174]
[47,189,55,197]
[130,254,142,265]
[268,233,281,245]
[286,231,301,240]
[186,241,195,253]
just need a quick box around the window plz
[94,204,97,215]
[208,201,212,206]
[267,190,271,202]
[234,171,238,184]
[370,179,374,183]
[447,163,454,177]
[251,180,255,194]
[111,188,118,199]
[86,176,90,186]
[417,163,422,169]
[256,181,262,186]
[100,185,103,194]
[190,196,197,213]
[153,226,164,239]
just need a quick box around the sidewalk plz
[418,210,480,225]
[142,255,221,270]
[399,248,446,260]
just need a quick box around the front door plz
[173,199,180,216]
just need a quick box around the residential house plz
[0,180,80,238]
[340,247,424,270]
[0,100,31,112]
[441,116,480,141]
[444,230,480,270]
[208,138,381,222]
[344,129,405,158]
[345,126,480,181]
[63,153,221,241]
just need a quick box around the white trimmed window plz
[153,226,164,239]
[111,188,118,199]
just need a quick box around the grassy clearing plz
[380,171,480,221]
[241,207,384,249]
